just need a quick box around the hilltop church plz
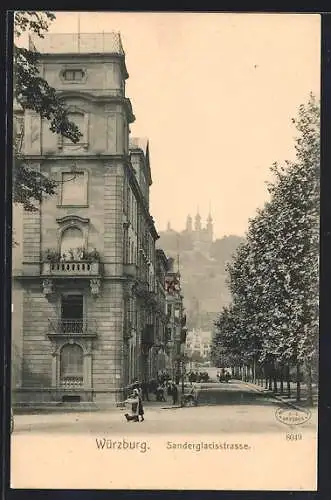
[160,212,214,256]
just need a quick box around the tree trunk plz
[286,365,291,398]
[252,357,256,384]
[296,363,301,401]
[305,360,313,406]
[273,376,278,393]
[279,366,284,395]
[264,366,268,389]
[268,376,272,391]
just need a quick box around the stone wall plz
[22,283,56,389]
[90,280,124,402]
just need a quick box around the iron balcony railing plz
[48,318,97,337]
[42,261,100,277]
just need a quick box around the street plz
[12,381,317,435]
[11,381,318,490]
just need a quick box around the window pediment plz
[56,215,90,227]
[56,216,90,257]
[66,105,85,114]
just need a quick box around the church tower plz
[186,214,193,233]
[194,211,202,232]
[206,212,213,242]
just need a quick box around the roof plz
[129,137,152,186]
[29,32,125,56]
[129,137,149,155]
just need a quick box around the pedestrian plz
[156,382,162,401]
[138,389,145,422]
[171,382,179,405]
[162,382,167,402]
[124,388,139,422]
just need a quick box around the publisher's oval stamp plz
[275,406,311,426]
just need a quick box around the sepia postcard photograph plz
[10,10,320,491]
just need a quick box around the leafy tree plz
[13,11,82,211]
[212,94,319,404]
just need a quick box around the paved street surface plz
[12,381,317,435]
[11,380,317,490]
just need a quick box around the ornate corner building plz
[12,32,176,406]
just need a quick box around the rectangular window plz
[60,171,88,206]
[64,69,84,81]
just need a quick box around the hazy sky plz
[42,12,320,237]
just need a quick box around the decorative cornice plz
[57,89,121,102]
[22,154,131,162]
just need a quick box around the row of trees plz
[211,94,319,405]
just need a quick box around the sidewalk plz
[241,380,318,410]
[13,396,180,427]
[13,393,180,416]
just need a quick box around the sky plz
[35,12,320,238]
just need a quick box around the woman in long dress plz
[138,390,144,422]
[124,388,139,422]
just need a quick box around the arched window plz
[60,227,84,260]
[60,343,84,386]
[58,108,89,152]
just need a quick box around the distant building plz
[159,211,214,256]
[185,329,212,360]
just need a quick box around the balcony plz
[42,261,101,277]
[48,318,97,338]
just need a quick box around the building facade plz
[164,258,188,382]
[147,249,169,378]
[185,329,212,361]
[12,32,168,406]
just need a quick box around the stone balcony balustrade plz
[42,260,101,277]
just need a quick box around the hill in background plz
[157,229,244,331]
